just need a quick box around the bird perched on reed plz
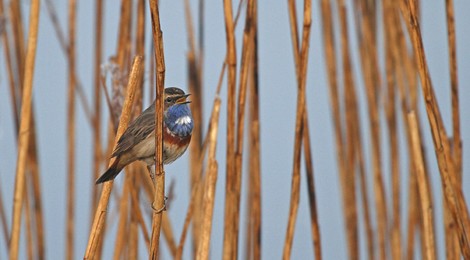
[95,87,194,184]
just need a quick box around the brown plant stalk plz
[283,0,311,258]
[444,1,461,257]
[337,2,361,259]
[352,1,388,258]
[245,1,262,258]
[221,0,238,258]
[402,1,470,257]
[183,0,205,255]
[9,0,41,258]
[65,0,77,259]
[196,98,221,259]
[408,111,436,260]
[148,0,166,257]
[84,56,143,259]
[91,0,104,223]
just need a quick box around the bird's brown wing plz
[112,102,156,157]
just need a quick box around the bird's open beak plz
[176,94,191,104]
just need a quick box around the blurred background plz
[0,0,469,259]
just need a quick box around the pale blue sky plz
[0,1,469,259]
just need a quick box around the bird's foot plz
[151,196,168,214]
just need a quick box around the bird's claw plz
[151,196,168,214]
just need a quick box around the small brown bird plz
[96,87,194,184]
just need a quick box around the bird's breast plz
[163,127,191,164]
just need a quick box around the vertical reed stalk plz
[113,173,132,259]
[337,2,360,258]
[408,111,436,260]
[0,0,19,131]
[352,1,389,258]
[403,1,470,257]
[24,183,33,260]
[302,112,322,259]
[283,0,311,258]
[444,1,461,257]
[230,0,256,258]
[65,0,77,259]
[9,0,25,89]
[246,1,262,258]
[196,98,221,259]
[183,0,204,255]
[148,0,166,257]
[84,56,143,259]
[382,1,401,258]
[221,0,238,258]
[91,0,104,222]
[9,0,40,258]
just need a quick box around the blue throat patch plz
[164,104,194,137]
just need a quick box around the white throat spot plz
[175,115,192,125]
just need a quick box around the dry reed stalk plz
[382,1,402,258]
[24,183,33,260]
[405,166,419,260]
[444,201,460,259]
[183,0,204,255]
[25,63,45,260]
[175,89,224,259]
[129,0,145,247]
[445,0,461,178]
[148,44,156,104]
[195,161,218,259]
[337,3,360,259]
[9,0,40,258]
[408,111,436,260]
[130,176,150,251]
[9,0,25,88]
[351,1,389,258]
[402,2,470,257]
[84,56,143,259]
[228,0,257,258]
[148,0,166,257]
[245,1,261,258]
[116,0,132,68]
[65,0,77,259]
[444,1,461,257]
[385,5,419,260]
[142,178,178,257]
[283,0,311,258]
[196,98,221,260]
[321,1,375,259]
[91,0,104,220]
[161,213,177,257]
[129,217,139,260]
[221,0,238,258]
[446,0,461,182]
[302,112,322,260]
[286,0,320,258]
[0,0,19,130]
[113,174,131,259]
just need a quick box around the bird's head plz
[163,87,194,136]
[164,87,191,111]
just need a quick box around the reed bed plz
[1,0,469,259]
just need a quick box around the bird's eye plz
[165,98,172,103]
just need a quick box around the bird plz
[95,87,194,184]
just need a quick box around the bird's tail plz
[95,160,122,184]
